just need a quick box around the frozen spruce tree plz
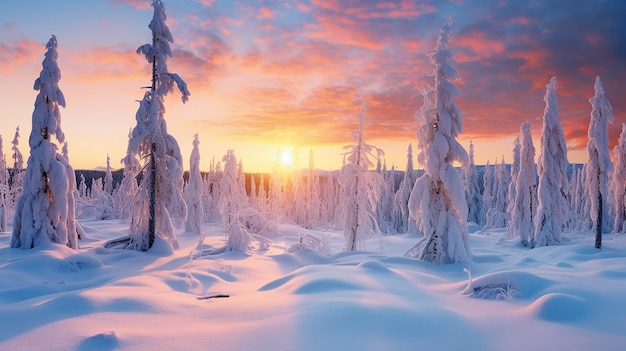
[11,35,80,249]
[406,18,470,264]
[103,154,114,195]
[11,126,24,171]
[585,76,614,248]
[510,121,537,246]
[339,106,384,251]
[611,123,626,233]
[463,141,482,225]
[396,144,417,233]
[219,149,246,230]
[481,160,494,226]
[184,134,203,235]
[533,77,569,248]
[506,135,521,236]
[0,135,7,232]
[117,0,190,251]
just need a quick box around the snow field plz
[1,221,626,350]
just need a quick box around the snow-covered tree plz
[339,106,384,251]
[9,126,25,212]
[507,135,521,229]
[533,77,569,248]
[122,0,190,251]
[585,76,614,248]
[481,160,494,226]
[219,150,245,229]
[486,157,509,228]
[611,123,626,233]
[396,144,416,233]
[11,126,24,171]
[0,135,7,232]
[184,134,203,235]
[305,149,322,228]
[11,35,80,249]
[463,141,481,224]
[103,154,114,195]
[406,18,470,264]
[509,121,537,245]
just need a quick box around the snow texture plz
[2,218,626,351]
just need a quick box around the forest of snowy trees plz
[1,2,623,262]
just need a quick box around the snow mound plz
[463,270,552,301]
[76,331,120,351]
[523,292,589,322]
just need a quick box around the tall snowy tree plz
[481,160,494,226]
[9,126,25,212]
[585,76,614,248]
[396,144,416,233]
[486,157,509,229]
[506,135,521,232]
[219,150,246,230]
[11,35,80,249]
[611,123,626,233]
[0,135,7,232]
[121,0,190,251]
[534,77,569,248]
[509,121,537,245]
[103,154,114,195]
[339,106,384,251]
[463,141,482,224]
[406,18,470,264]
[184,134,203,235]
[11,126,24,171]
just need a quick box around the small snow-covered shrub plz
[463,268,520,301]
[286,233,332,255]
[238,207,279,238]
[226,223,251,252]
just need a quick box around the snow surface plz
[1,221,626,351]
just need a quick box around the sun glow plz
[279,147,295,166]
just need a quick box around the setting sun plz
[279,147,295,166]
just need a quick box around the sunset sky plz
[1,0,625,173]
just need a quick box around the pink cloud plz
[110,0,151,10]
[257,7,275,20]
[0,39,41,72]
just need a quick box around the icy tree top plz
[30,35,66,148]
[416,18,467,177]
[586,76,614,190]
[136,0,190,103]
[342,106,384,170]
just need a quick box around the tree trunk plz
[148,142,157,249]
[595,189,602,249]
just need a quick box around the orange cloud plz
[0,39,40,72]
